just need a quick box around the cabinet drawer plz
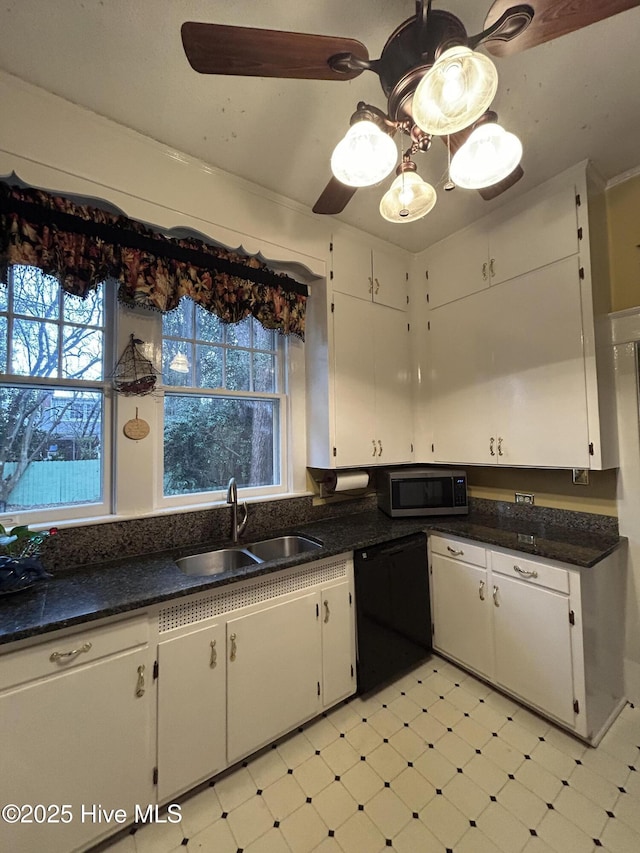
[491,552,569,594]
[430,535,486,568]
[0,615,149,691]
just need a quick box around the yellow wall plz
[607,173,640,312]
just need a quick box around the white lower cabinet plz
[0,616,154,853]
[226,591,322,764]
[321,579,356,708]
[157,622,226,803]
[428,534,626,744]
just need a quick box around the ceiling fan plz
[182,0,640,220]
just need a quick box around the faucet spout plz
[227,477,248,543]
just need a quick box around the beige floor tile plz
[311,781,357,830]
[276,731,315,769]
[319,737,360,775]
[344,720,385,754]
[579,743,635,787]
[420,793,469,847]
[446,684,483,714]
[482,735,527,774]
[515,757,563,803]
[542,726,588,761]
[279,803,328,853]
[247,748,289,790]
[455,827,504,853]
[406,681,440,709]
[304,716,340,751]
[226,795,274,849]
[333,810,386,853]
[262,773,306,820]
[244,826,292,853]
[311,838,342,853]
[408,708,448,743]
[413,746,458,788]
[365,786,413,838]
[428,697,465,728]
[511,706,552,739]
[392,816,443,853]
[186,817,238,852]
[340,760,385,804]
[496,778,548,828]
[536,808,599,853]
[568,763,621,811]
[176,784,221,838]
[365,742,407,782]
[132,818,184,853]
[366,706,404,739]
[391,765,437,811]
[455,713,495,749]
[499,720,542,755]
[553,784,609,839]
[520,837,556,853]
[483,690,520,717]
[436,729,479,768]
[463,753,509,796]
[422,670,456,696]
[530,739,577,781]
[600,813,640,853]
[292,754,334,797]
[443,771,492,820]
[386,692,422,723]
[476,800,531,853]
[612,786,640,834]
[471,701,510,734]
[388,724,427,761]
[324,702,361,733]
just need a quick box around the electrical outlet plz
[515,492,535,506]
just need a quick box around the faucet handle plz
[238,501,249,537]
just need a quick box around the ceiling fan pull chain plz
[444,135,455,191]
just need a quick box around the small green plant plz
[0,523,57,558]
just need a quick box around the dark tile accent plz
[507,716,513,721]
[404,722,410,728]
[413,812,419,819]
[436,789,443,796]
[476,749,482,755]
[524,755,531,760]
[428,744,435,749]
[181,840,189,847]
[547,803,554,810]
[490,796,497,802]
[340,732,345,738]
[386,840,392,847]
[328,829,335,837]
[508,774,515,780]
[274,821,280,828]
[470,820,477,827]
[457,768,463,774]
[306,797,312,803]
[407,761,414,768]
[562,780,569,786]
[594,840,603,847]
[629,765,637,772]
[256,789,262,796]
[360,756,366,761]
[575,758,582,765]
[358,804,364,811]
[607,811,615,818]
[539,736,546,741]
[530,829,537,836]
[334,775,341,782]
[384,738,389,743]
[362,718,367,723]
[385,782,391,788]
[464,712,470,717]
[315,750,321,756]
[287,768,293,775]
[221,812,228,819]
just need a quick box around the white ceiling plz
[1,1,639,253]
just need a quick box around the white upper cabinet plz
[331,233,408,311]
[421,219,491,309]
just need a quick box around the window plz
[0,265,110,517]
[161,298,284,498]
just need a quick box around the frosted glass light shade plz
[169,352,190,373]
[412,46,498,136]
[331,120,397,187]
[379,172,437,223]
[450,123,523,189]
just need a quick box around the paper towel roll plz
[324,471,369,493]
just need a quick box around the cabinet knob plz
[490,258,496,278]
[49,641,92,663]
[482,262,488,281]
[372,440,377,457]
[489,437,495,457]
[492,585,500,607]
[323,600,330,624]
[229,633,237,662]
[497,437,504,457]
[479,580,486,601]
[136,664,145,698]
[447,546,464,557]
[210,639,217,668]
[368,276,374,294]
[374,277,380,294]
[513,564,538,579]
[378,439,383,457]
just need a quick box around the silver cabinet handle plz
[493,585,500,607]
[378,439,383,457]
[374,277,381,294]
[490,437,495,456]
[490,258,496,278]
[229,632,237,662]
[497,437,504,457]
[482,262,488,281]
[447,546,464,556]
[210,639,217,668]
[368,276,374,294]
[324,600,330,624]
[479,580,485,601]
[372,440,377,457]
[136,664,145,697]
[513,564,538,579]
[50,641,92,663]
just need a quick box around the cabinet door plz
[492,257,590,468]
[331,236,373,302]
[0,648,154,853]
[492,574,576,726]
[332,293,377,466]
[424,220,490,308]
[430,290,496,465]
[227,592,322,764]
[372,247,408,311]
[321,580,356,707]
[374,303,413,464]
[489,184,579,286]
[157,623,226,803]
[431,554,493,679]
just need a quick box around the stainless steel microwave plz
[377,468,468,518]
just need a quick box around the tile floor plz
[99,655,640,853]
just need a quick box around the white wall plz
[612,309,640,704]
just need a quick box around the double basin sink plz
[176,535,323,576]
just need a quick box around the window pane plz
[196,344,223,389]
[162,339,192,386]
[62,327,104,380]
[164,394,279,495]
[63,289,103,327]
[12,266,60,319]
[253,322,275,352]
[0,285,7,312]
[225,318,251,348]
[0,386,103,512]
[196,308,224,343]
[253,352,275,393]
[12,318,59,377]
[225,348,251,391]
[162,300,193,338]
[0,316,6,373]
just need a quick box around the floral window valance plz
[0,180,308,339]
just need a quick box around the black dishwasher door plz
[354,532,432,695]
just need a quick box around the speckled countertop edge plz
[0,510,624,647]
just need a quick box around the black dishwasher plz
[354,532,432,695]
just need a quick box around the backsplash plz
[41,493,378,573]
[470,497,619,535]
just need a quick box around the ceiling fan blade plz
[312,178,358,215]
[181,22,369,80]
[443,112,525,199]
[483,0,640,57]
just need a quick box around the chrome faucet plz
[227,477,248,543]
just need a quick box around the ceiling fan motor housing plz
[379,10,469,122]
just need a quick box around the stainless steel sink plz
[246,535,322,562]
[176,548,260,576]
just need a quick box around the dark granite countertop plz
[0,509,623,647]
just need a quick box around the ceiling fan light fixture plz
[330,119,397,188]
[379,169,437,223]
[412,45,498,136]
[450,122,523,189]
